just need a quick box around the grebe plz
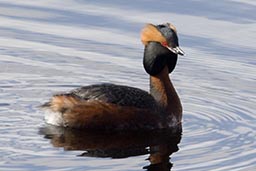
[42,23,184,130]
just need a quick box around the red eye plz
[161,42,168,47]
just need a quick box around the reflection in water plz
[1,0,255,170]
[39,125,182,171]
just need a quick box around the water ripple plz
[0,1,255,171]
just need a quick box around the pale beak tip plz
[179,51,185,56]
[167,46,185,56]
[176,46,185,56]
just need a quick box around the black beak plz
[167,46,185,56]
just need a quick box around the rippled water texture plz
[0,0,255,170]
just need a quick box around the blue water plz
[0,0,255,170]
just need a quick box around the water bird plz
[41,23,184,130]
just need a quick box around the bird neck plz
[150,66,182,120]
[143,42,178,76]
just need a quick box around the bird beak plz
[167,46,185,56]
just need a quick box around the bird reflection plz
[39,125,182,171]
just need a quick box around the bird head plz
[141,23,184,75]
[141,23,184,56]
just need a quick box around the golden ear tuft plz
[167,23,177,33]
[141,23,166,45]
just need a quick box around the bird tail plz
[41,94,80,113]
[40,94,81,126]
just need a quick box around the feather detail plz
[141,23,166,45]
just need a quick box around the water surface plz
[0,0,255,170]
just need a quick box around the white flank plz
[44,109,64,126]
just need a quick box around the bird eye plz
[161,41,168,47]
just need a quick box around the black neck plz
[143,42,177,76]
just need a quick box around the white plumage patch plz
[44,109,64,126]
